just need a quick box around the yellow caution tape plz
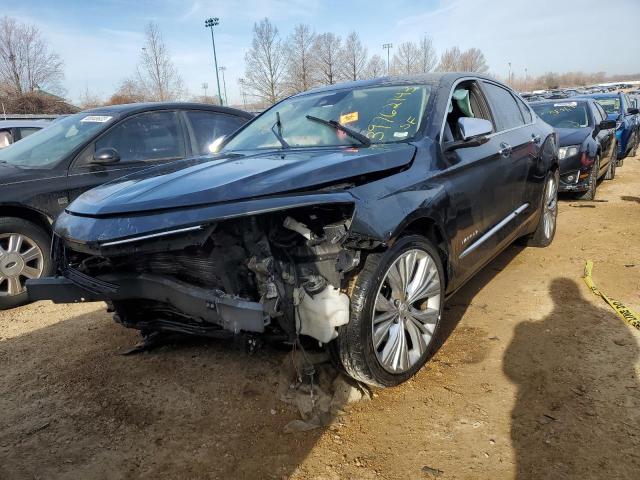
[583,260,640,330]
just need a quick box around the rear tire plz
[524,169,558,248]
[330,235,445,387]
[0,217,51,310]
[576,155,599,201]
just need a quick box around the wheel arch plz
[0,205,53,235]
[389,214,451,289]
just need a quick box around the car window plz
[442,80,493,142]
[530,102,590,128]
[223,84,432,150]
[0,130,12,149]
[17,127,40,140]
[186,111,247,155]
[482,82,525,131]
[596,97,620,115]
[514,96,533,124]
[96,111,185,163]
[591,104,603,123]
[0,112,114,168]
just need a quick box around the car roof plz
[530,98,592,105]
[81,102,254,119]
[295,72,500,97]
[0,119,51,128]
[579,93,621,99]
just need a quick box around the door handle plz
[498,142,512,157]
[530,134,541,144]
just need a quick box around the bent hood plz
[555,127,590,147]
[68,144,416,216]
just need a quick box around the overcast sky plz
[6,0,640,105]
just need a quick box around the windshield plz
[0,112,115,168]
[223,84,431,151]
[595,97,621,115]
[531,102,590,128]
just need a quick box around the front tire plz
[576,155,599,201]
[331,235,445,387]
[0,217,51,310]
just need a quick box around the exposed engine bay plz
[53,205,365,344]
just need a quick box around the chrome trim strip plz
[100,225,204,247]
[459,203,529,259]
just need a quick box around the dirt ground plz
[1,156,639,480]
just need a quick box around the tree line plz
[241,18,490,107]
[1,14,639,114]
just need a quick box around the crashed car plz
[28,73,559,387]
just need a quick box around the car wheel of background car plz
[604,150,616,180]
[577,155,599,201]
[0,217,51,310]
[523,169,559,248]
[331,235,444,387]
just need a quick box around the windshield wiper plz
[271,111,290,149]
[305,115,371,147]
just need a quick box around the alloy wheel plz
[542,173,558,240]
[372,249,441,373]
[0,233,44,296]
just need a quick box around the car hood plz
[555,127,591,147]
[68,144,417,216]
[606,113,620,122]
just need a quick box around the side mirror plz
[599,119,617,130]
[445,118,493,152]
[458,117,493,140]
[627,108,639,115]
[90,147,120,165]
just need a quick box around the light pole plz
[524,67,528,92]
[383,43,393,75]
[219,66,228,106]
[202,82,208,101]
[205,17,223,106]
[508,62,512,86]
[238,78,248,108]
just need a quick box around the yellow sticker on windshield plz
[340,112,359,124]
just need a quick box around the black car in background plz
[531,99,616,200]
[0,103,252,308]
[30,73,559,387]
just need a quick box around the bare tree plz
[78,85,102,109]
[136,22,184,101]
[364,54,386,79]
[459,48,489,73]
[393,41,420,75]
[0,16,64,95]
[339,31,367,81]
[244,18,288,105]
[418,35,437,73]
[106,78,146,105]
[437,46,462,72]
[313,32,341,85]
[285,24,316,94]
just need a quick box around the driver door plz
[66,110,189,205]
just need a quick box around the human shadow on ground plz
[503,278,640,480]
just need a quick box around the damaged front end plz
[29,203,366,344]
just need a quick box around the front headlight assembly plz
[558,145,580,160]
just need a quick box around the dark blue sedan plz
[581,92,639,161]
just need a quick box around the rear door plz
[66,110,188,204]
